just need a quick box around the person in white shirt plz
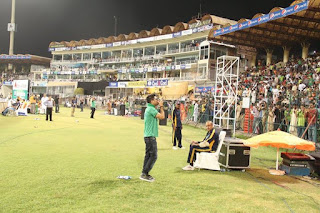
[41,94,48,114]
[193,101,199,122]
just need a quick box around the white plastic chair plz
[193,131,226,171]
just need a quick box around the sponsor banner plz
[181,64,186,69]
[3,81,13,85]
[186,64,192,69]
[126,39,137,45]
[49,48,55,52]
[213,0,309,37]
[109,82,118,87]
[91,44,107,49]
[13,80,28,90]
[118,82,128,88]
[148,67,153,72]
[13,80,29,100]
[138,37,155,43]
[0,55,31,59]
[55,47,71,51]
[195,86,215,93]
[155,34,173,41]
[175,65,181,70]
[113,41,121,47]
[173,32,182,38]
[147,79,169,87]
[127,81,147,88]
[106,43,113,47]
[181,29,193,36]
[77,45,91,50]
[31,81,47,87]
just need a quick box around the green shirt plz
[91,100,96,108]
[297,110,305,127]
[144,103,159,137]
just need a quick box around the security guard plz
[172,101,184,149]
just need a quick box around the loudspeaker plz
[141,106,147,120]
[120,104,125,116]
[159,110,168,126]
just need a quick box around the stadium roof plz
[0,54,51,66]
[209,0,320,49]
[49,15,236,48]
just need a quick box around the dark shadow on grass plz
[221,168,301,185]
[88,178,142,193]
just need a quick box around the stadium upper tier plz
[48,14,237,50]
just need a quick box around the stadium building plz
[42,0,319,99]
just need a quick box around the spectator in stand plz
[305,102,318,142]
[297,105,306,138]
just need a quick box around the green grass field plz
[0,107,319,213]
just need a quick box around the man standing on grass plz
[172,101,184,150]
[140,94,165,182]
[44,96,54,122]
[71,96,77,117]
[90,97,96,119]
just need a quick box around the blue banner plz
[195,87,215,93]
[213,1,309,37]
[109,82,118,87]
[147,79,169,87]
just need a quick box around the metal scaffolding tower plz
[213,55,240,136]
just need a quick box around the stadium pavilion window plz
[53,54,62,61]
[200,46,209,60]
[176,55,198,64]
[48,75,56,80]
[63,54,72,61]
[71,74,84,80]
[181,40,194,50]
[168,43,179,53]
[144,47,155,56]
[198,64,207,79]
[194,38,206,46]
[122,49,132,58]
[93,52,102,59]
[57,74,69,80]
[73,53,82,61]
[112,50,121,58]
[133,48,143,58]
[102,51,111,59]
[131,72,144,79]
[156,45,166,54]
[83,53,91,61]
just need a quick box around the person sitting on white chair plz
[182,121,219,171]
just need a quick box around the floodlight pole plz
[114,16,118,37]
[9,0,16,55]
[8,0,16,72]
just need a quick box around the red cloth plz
[306,109,317,125]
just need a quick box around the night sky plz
[0,0,296,57]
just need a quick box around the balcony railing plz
[51,46,200,64]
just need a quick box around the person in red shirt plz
[305,102,318,142]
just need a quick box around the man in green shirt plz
[140,94,165,182]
